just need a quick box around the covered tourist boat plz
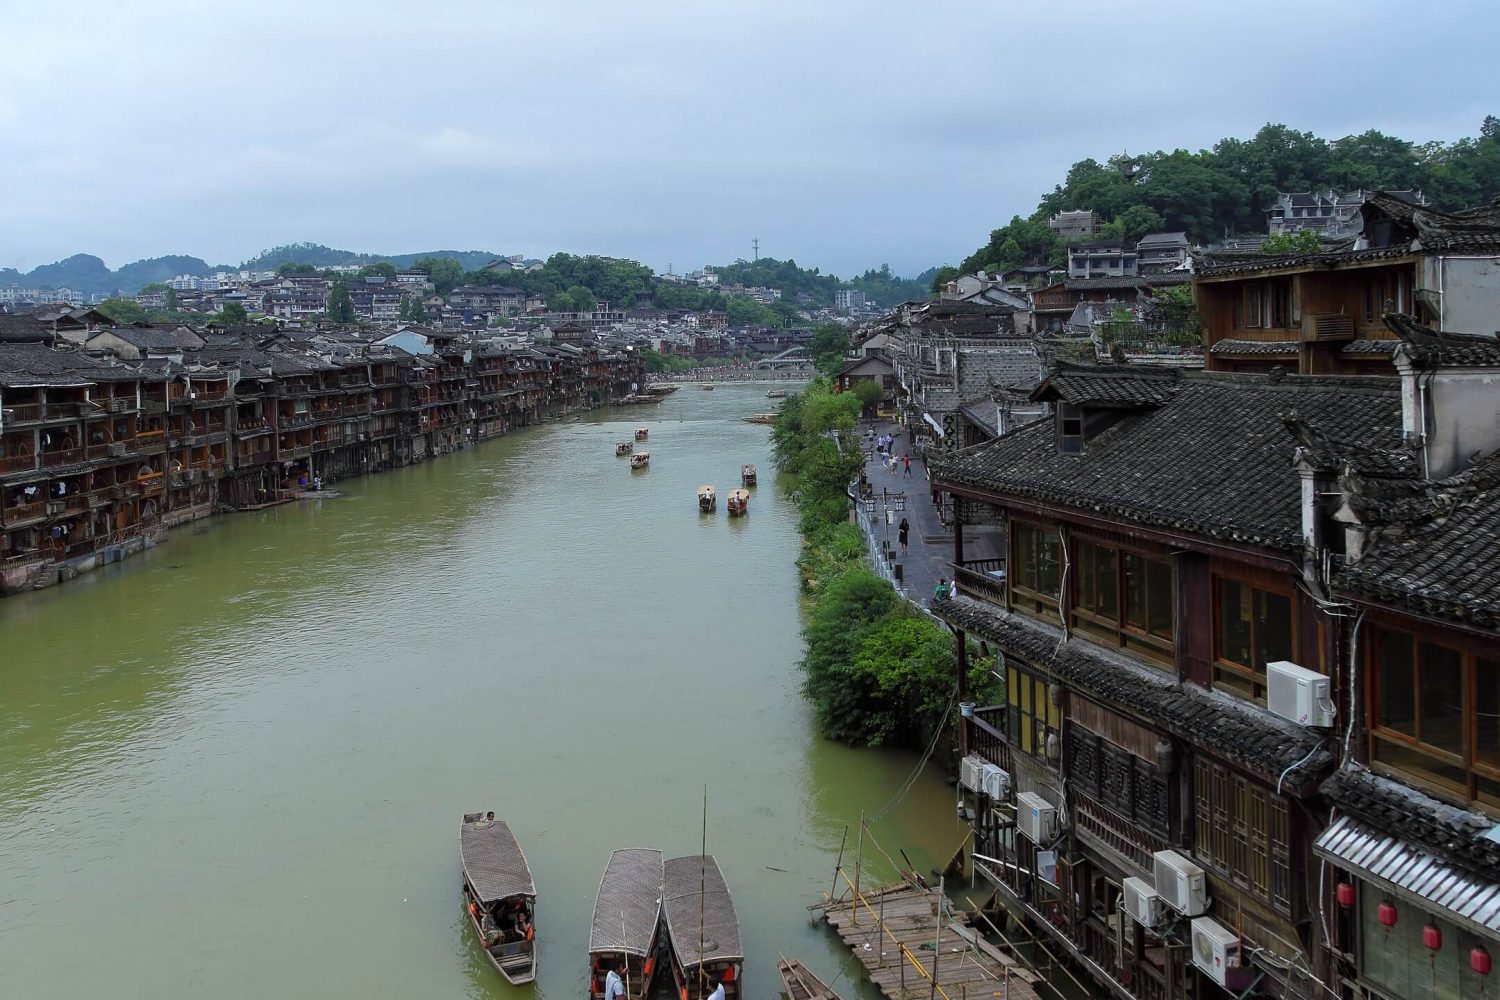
[777,958,844,1000]
[740,464,756,486]
[635,427,649,440]
[741,413,776,425]
[631,451,650,469]
[700,384,714,391]
[616,441,634,456]
[460,812,537,985]
[697,485,716,513]
[765,389,786,398]
[588,849,665,1000]
[726,489,749,517]
[663,855,742,1000]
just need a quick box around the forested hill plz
[950,118,1500,278]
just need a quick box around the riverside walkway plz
[853,419,1002,605]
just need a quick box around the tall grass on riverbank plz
[772,379,992,748]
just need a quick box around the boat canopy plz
[728,489,749,501]
[461,815,536,903]
[663,855,743,966]
[589,848,664,957]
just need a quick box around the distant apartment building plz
[1135,231,1191,273]
[0,285,84,306]
[1067,240,1137,279]
[1048,209,1096,238]
[834,288,866,312]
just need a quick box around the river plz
[0,381,963,1000]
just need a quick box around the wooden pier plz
[813,880,1043,1000]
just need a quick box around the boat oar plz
[621,907,633,1000]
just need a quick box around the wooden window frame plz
[1009,519,1061,615]
[1192,756,1293,917]
[1006,663,1060,763]
[1367,624,1500,813]
[1069,537,1175,667]
[1211,570,1297,704]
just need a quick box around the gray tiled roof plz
[1386,314,1500,367]
[1323,768,1500,883]
[1336,451,1500,629]
[1032,364,1178,407]
[932,597,1331,792]
[933,369,1403,551]
[1210,339,1300,356]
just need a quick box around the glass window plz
[1370,630,1500,810]
[1214,576,1294,702]
[1010,522,1061,612]
[1057,403,1084,455]
[1419,642,1464,756]
[1075,543,1174,665]
[1005,665,1058,764]
[1378,632,1416,736]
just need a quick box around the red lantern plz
[1378,900,1398,928]
[1423,923,1443,951]
[1336,882,1355,908]
[1475,946,1493,976]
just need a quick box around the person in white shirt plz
[604,966,625,1000]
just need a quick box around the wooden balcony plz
[0,453,37,474]
[41,447,86,469]
[966,707,1013,772]
[951,557,1006,605]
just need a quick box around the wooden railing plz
[966,709,1013,772]
[0,453,37,473]
[41,447,85,468]
[952,558,1006,606]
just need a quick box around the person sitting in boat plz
[480,906,505,947]
[510,908,534,943]
[706,984,725,1000]
[603,963,625,1000]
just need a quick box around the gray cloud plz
[1,0,1495,276]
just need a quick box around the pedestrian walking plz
[902,454,911,477]
[898,517,910,553]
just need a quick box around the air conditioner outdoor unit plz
[980,763,1012,801]
[1015,792,1056,843]
[1153,850,1209,917]
[959,755,984,793]
[1300,312,1354,341]
[1267,660,1334,727]
[1122,876,1165,932]
[1190,916,1242,987]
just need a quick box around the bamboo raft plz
[813,882,1041,1000]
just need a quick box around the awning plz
[1314,814,1500,938]
[923,412,945,435]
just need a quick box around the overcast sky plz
[2,0,1496,277]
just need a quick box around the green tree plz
[851,379,884,408]
[808,322,850,369]
[219,301,248,324]
[1118,205,1165,243]
[327,278,355,323]
[400,296,428,323]
[565,284,597,313]
[1261,229,1325,255]
[97,297,145,324]
[548,290,576,312]
[413,256,465,295]
[359,262,397,279]
[929,265,959,294]
[277,261,318,275]
[164,288,180,310]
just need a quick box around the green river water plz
[0,381,964,999]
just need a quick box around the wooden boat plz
[635,427,649,440]
[663,855,742,1000]
[740,464,757,486]
[698,485,716,513]
[460,812,537,985]
[616,441,634,456]
[765,389,786,399]
[777,957,844,1000]
[631,452,650,469]
[726,489,749,516]
[700,384,714,391]
[588,849,665,1000]
[741,413,777,425]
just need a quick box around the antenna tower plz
[752,238,759,261]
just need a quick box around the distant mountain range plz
[0,243,505,297]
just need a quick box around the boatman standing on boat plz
[604,964,625,1000]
